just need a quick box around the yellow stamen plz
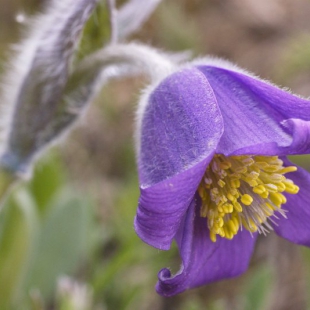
[241,194,253,206]
[253,184,266,194]
[198,154,299,242]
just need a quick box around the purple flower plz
[134,59,310,296]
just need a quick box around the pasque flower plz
[135,58,310,296]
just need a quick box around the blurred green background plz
[1,0,310,309]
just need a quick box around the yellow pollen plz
[241,194,253,206]
[198,154,299,242]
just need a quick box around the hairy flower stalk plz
[0,0,100,176]
[0,0,169,201]
[117,0,164,40]
[107,0,118,44]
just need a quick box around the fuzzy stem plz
[107,0,118,44]
[117,0,163,40]
[69,43,175,86]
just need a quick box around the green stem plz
[0,168,17,203]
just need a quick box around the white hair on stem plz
[58,43,176,145]
[117,0,163,40]
[0,0,99,175]
[107,0,118,44]
[0,0,173,199]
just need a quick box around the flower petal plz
[135,156,212,250]
[137,67,223,187]
[273,158,310,247]
[156,196,257,296]
[281,118,310,154]
[135,67,224,249]
[197,64,310,156]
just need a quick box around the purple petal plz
[273,158,310,247]
[135,156,212,250]
[156,196,257,296]
[135,68,224,249]
[197,65,310,156]
[138,67,223,187]
[282,118,310,154]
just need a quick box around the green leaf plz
[24,189,92,298]
[78,1,110,59]
[28,151,66,214]
[242,266,271,310]
[0,188,38,309]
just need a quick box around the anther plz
[241,194,253,206]
[199,154,299,242]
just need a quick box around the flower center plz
[198,155,299,242]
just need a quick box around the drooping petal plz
[135,67,224,249]
[137,67,223,187]
[135,156,212,250]
[196,64,310,156]
[273,158,310,247]
[281,118,310,154]
[135,69,223,249]
[156,196,257,296]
